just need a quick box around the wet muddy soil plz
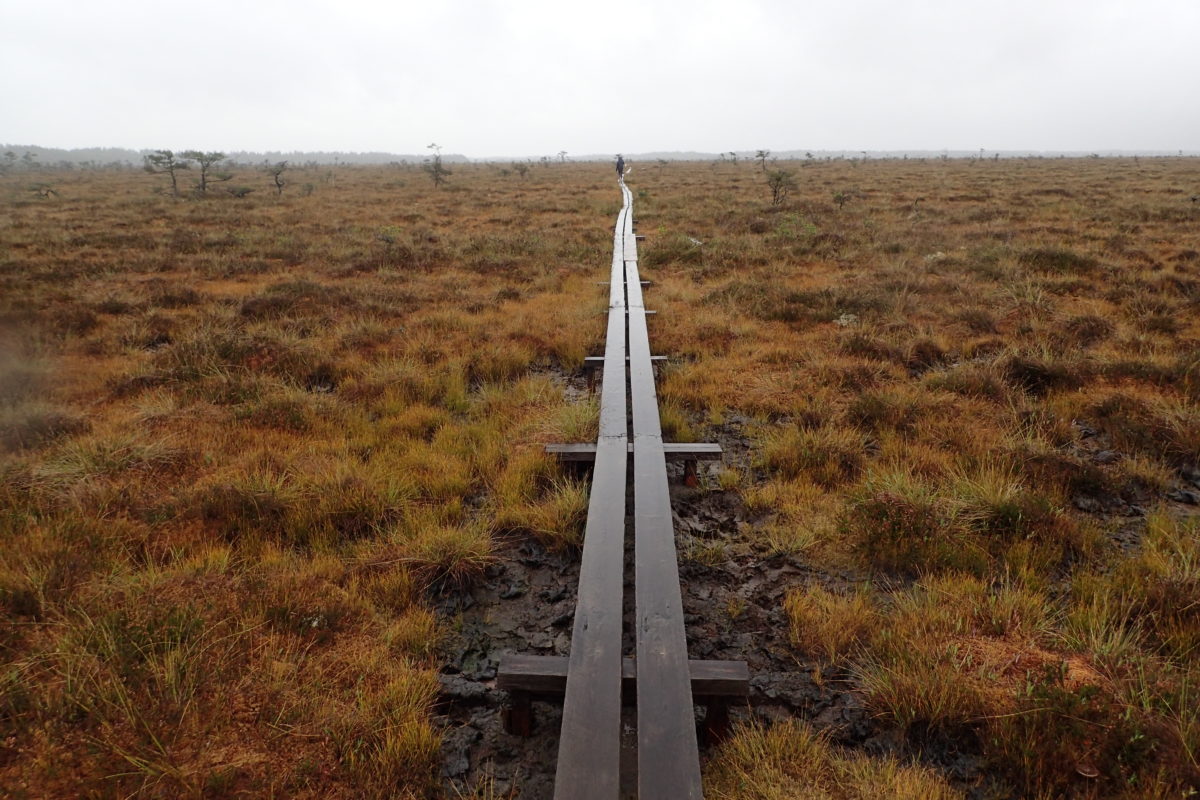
[432,428,886,799]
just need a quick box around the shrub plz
[988,663,1152,796]
[1018,248,1099,274]
[845,470,979,574]
[1001,351,1088,396]
[1062,314,1115,346]
[1090,393,1200,467]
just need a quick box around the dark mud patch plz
[433,466,878,798]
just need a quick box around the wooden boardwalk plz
[498,178,748,799]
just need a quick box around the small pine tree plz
[143,150,190,197]
[180,151,231,194]
[766,169,796,206]
[265,160,288,195]
[423,143,451,188]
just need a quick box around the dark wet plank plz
[548,188,631,800]
[498,653,750,698]
[624,190,705,798]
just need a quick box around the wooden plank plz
[549,185,631,800]
[498,653,749,698]
[553,434,624,800]
[625,199,704,796]
[545,442,723,462]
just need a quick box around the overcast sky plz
[2,0,1198,157]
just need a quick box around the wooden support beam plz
[545,442,723,462]
[498,653,749,699]
[503,691,534,736]
[582,355,666,370]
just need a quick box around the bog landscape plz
[2,153,1199,799]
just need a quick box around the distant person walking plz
[615,154,625,178]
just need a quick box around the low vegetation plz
[3,154,1199,796]
[0,162,604,797]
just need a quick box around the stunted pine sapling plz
[143,149,190,197]
[423,143,451,188]
[265,160,288,195]
[766,169,796,206]
[180,151,232,194]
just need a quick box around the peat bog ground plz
[2,156,1199,798]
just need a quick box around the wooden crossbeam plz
[545,442,722,462]
[582,355,667,369]
[498,653,748,698]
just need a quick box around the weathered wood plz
[548,194,631,800]
[504,690,533,736]
[582,355,667,369]
[684,458,699,487]
[702,698,732,744]
[625,193,705,797]
[498,653,749,698]
[544,442,723,462]
[523,175,737,799]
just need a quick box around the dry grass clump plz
[489,449,588,548]
[393,521,495,588]
[784,584,876,665]
[1087,391,1200,467]
[759,425,865,488]
[741,478,840,556]
[844,464,1089,576]
[705,720,959,800]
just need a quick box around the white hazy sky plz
[2,0,1198,157]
